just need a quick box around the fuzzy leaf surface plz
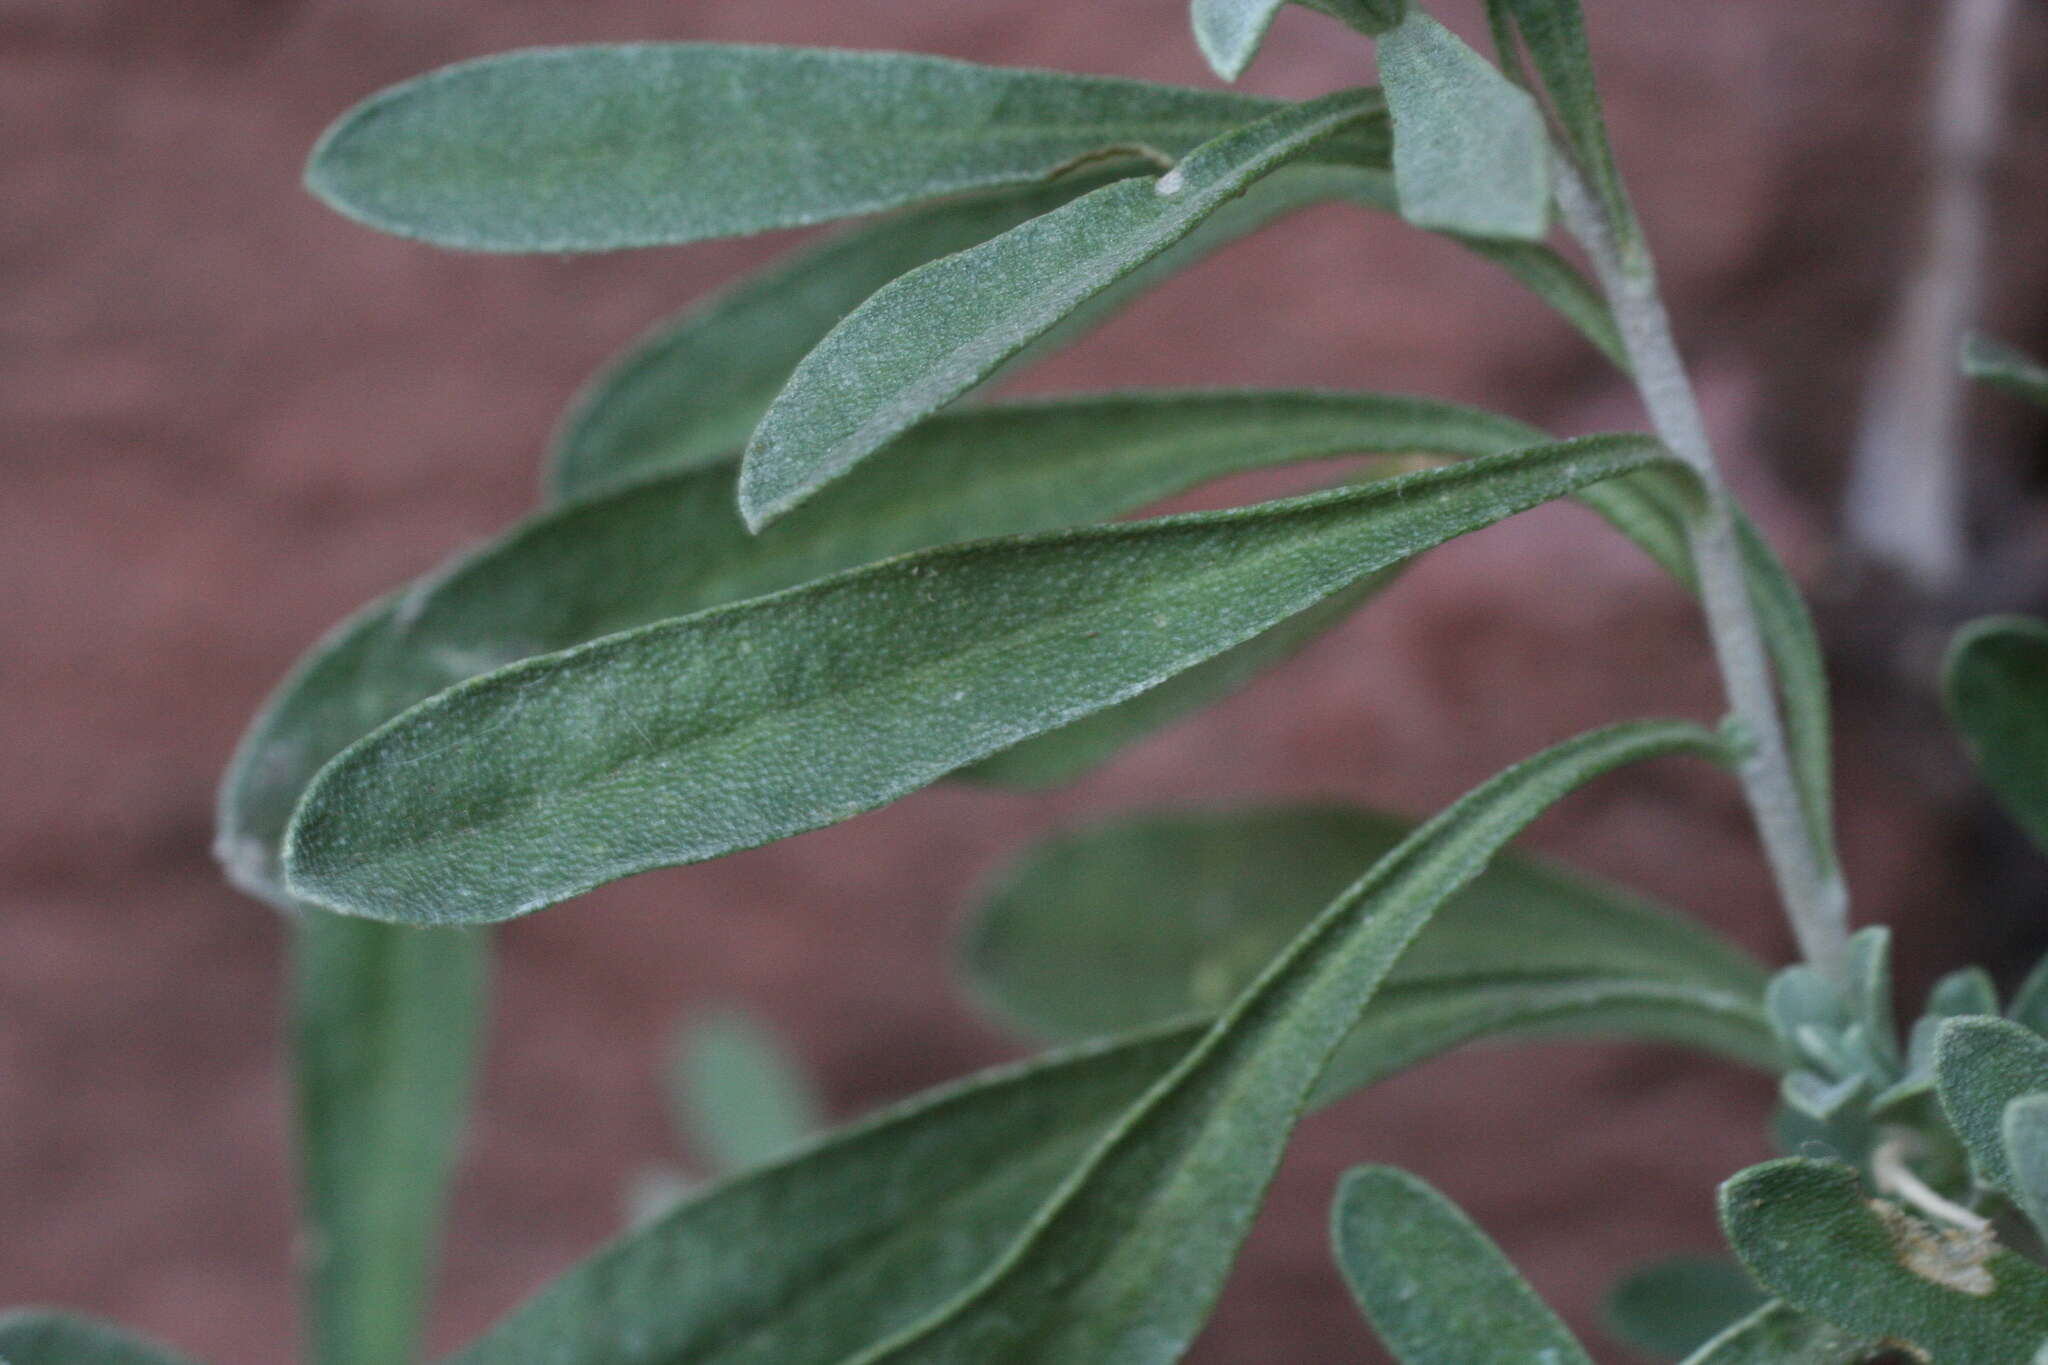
[1333,1166,1591,1365]
[737,90,1383,526]
[0,1313,202,1365]
[1190,0,1403,81]
[1934,1016,2048,1197]
[1965,334,2048,410]
[672,1010,823,1176]
[1671,1302,1874,1365]
[2004,1094,2048,1244]
[1945,616,2048,857]
[1604,1256,1768,1361]
[283,436,1677,925]
[306,46,1320,252]
[962,805,1774,1072]
[1721,1157,2048,1363]
[851,722,1721,1363]
[294,915,486,1365]
[1377,11,1550,241]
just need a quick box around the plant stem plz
[1553,154,1851,982]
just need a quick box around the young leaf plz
[445,1026,1200,1365]
[0,1312,202,1365]
[1332,1166,1593,1365]
[852,721,1723,1363]
[306,46,1314,253]
[737,89,1383,527]
[960,804,1775,1072]
[1964,334,2048,411]
[282,435,1679,926]
[1603,1256,1768,1362]
[1843,925,1901,1071]
[221,389,1535,909]
[1190,0,1404,82]
[1945,615,2048,857]
[671,1010,823,1176]
[1721,1157,2048,1362]
[548,171,1131,500]
[2004,1094,2048,1243]
[1671,1302,1875,1365]
[2008,954,2048,1037]
[1934,1015,2048,1196]
[294,914,487,1365]
[1377,10,1551,241]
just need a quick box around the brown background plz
[8,0,2048,1360]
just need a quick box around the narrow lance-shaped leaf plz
[1670,1302,1876,1365]
[1934,1016,2048,1197]
[1190,0,1404,82]
[220,389,1545,908]
[306,45,1321,253]
[0,1312,203,1365]
[737,89,1383,527]
[852,721,1725,1363]
[1964,334,2048,411]
[1603,1256,1769,1362]
[671,1010,823,1176]
[1945,615,2048,858]
[547,170,1135,499]
[1721,1157,2048,1362]
[1332,1166,1592,1365]
[961,805,1776,1073]
[294,914,487,1365]
[282,435,1681,926]
[1376,10,1551,242]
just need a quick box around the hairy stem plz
[1554,154,1851,981]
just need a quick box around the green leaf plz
[1604,1256,1768,1361]
[547,171,1133,500]
[960,805,1774,1072]
[1377,10,1551,242]
[1333,1166,1591,1365]
[2007,954,2048,1037]
[671,1010,823,1176]
[1934,1016,2048,1197]
[0,1312,202,1365]
[2003,1093,2048,1243]
[736,89,1383,526]
[220,389,1534,910]
[956,572,1396,788]
[1488,0,1643,264]
[1190,0,1404,81]
[445,1026,1200,1365]
[1945,615,2048,857]
[293,913,487,1365]
[855,721,1723,1363]
[305,46,1323,253]
[1843,925,1901,1072]
[282,434,1679,926]
[1671,1302,1874,1365]
[1721,1157,2048,1363]
[1964,334,2048,411]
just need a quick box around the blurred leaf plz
[2004,1093,2048,1244]
[1333,1166,1591,1365]
[283,435,1678,927]
[1721,1157,2048,1362]
[1378,10,1551,241]
[855,721,1723,1363]
[220,388,1531,909]
[961,805,1774,1072]
[1190,0,1403,81]
[738,89,1381,526]
[0,1313,202,1365]
[294,914,486,1365]
[445,1026,1198,1365]
[1670,1302,1874,1365]
[2008,955,2048,1037]
[1843,925,1901,1072]
[1603,1256,1767,1361]
[306,46,1323,252]
[1964,334,2048,411]
[1935,1016,2048,1197]
[1945,615,2048,857]
[547,171,1130,500]
[671,1010,823,1176]
[1487,0,1643,262]
[1932,968,2001,1023]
